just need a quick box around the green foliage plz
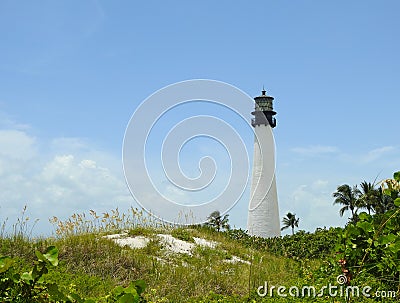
[333,184,360,221]
[205,211,230,232]
[128,227,153,237]
[335,177,398,219]
[186,291,244,303]
[225,227,340,260]
[0,246,64,302]
[193,245,232,261]
[108,280,146,303]
[170,228,195,243]
[393,172,400,182]
[337,171,400,289]
[0,245,147,302]
[280,212,299,235]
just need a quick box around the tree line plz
[333,180,396,223]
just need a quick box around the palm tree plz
[206,210,230,232]
[374,186,395,214]
[358,181,378,214]
[280,212,299,235]
[333,184,360,221]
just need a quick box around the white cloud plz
[36,154,130,209]
[291,145,339,156]
[0,130,37,161]
[279,179,347,235]
[0,112,31,130]
[311,179,329,191]
[0,129,133,235]
[360,146,396,164]
[51,137,89,152]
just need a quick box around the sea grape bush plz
[0,246,65,302]
[224,227,340,260]
[0,245,147,303]
[336,171,400,289]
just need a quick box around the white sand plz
[193,237,218,248]
[114,236,150,249]
[103,232,248,264]
[157,234,195,255]
[223,255,251,265]
[102,233,149,249]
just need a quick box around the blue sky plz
[0,1,399,235]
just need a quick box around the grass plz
[170,227,195,243]
[0,207,396,302]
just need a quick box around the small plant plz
[171,228,195,243]
[144,239,163,256]
[0,245,68,302]
[107,280,147,303]
[280,212,300,235]
[205,211,230,232]
[128,227,152,237]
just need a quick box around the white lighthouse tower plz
[247,89,281,238]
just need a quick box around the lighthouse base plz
[247,174,281,238]
[247,124,281,238]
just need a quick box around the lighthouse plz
[247,89,281,238]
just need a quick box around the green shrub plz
[128,227,154,237]
[171,228,195,243]
[337,172,400,289]
[0,245,147,302]
[224,227,340,260]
